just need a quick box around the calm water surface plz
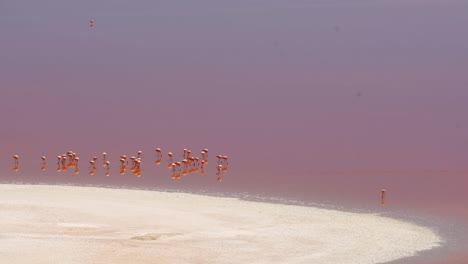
[1,1,468,263]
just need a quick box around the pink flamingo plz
[41,156,46,171]
[381,189,386,206]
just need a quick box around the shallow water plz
[1,0,468,263]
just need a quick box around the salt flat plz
[0,184,442,264]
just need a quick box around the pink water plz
[1,0,468,263]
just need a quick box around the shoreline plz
[0,182,447,264]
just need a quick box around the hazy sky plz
[1,1,468,215]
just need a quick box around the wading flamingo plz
[381,189,386,206]
[12,155,19,172]
[41,156,46,171]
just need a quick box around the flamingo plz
[66,151,75,167]
[12,155,19,172]
[61,154,68,171]
[200,160,206,175]
[174,162,182,179]
[170,163,177,179]
[381,189,386,206]
[71,152,78,167]
[119,158,127,175]
[130,158,141,176]
[221,156,229,171]
[201,151,208,162]
[120,154,128,166]
[40,156,46,171]
[187,157,195,173]
[193,157,200,173]
[74,157,80,174]
[13,155,19,166]
[57,156,62,172]
[155,148,162,164]
[89,160,97,175]
[202,149,209,163]
[105,161,110,176]
[167,152,173,168]
[129,156,137,173]
[181,159,189,176]
[102,152,107,167]
[89,160,96,169]
[134,159,142,177]
[216,165,223,182]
